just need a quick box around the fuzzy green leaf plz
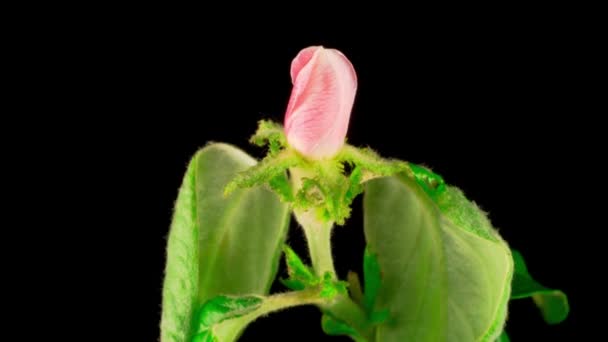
[195,295,263,330]
[322,314,358,336]
[161,143,290,342]
[347,271,363,305]
[191,330,216,342]
[511,250,569,324]
[409,163,446,199]
[495,331,510,342]
[321,314,366,342]
[280,278,306,291]
[364,174,513,342]
[283,245,317,289]
[362,247,381,314]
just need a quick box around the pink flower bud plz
[284,46,357,159]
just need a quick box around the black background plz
[47,14,597,341]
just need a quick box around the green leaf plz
[322,314,358,336]
[191,330,216,342]
[495,331,510,342]
[282,245,317,290]
[364,175,513,342]
[191,295,263,340]
[511,250,569,324]
[409,163,446,199]
[194,295,263,330]
[362,247,381,314]
[347,271,363,305]
[321,314,366,342]
[161,143,290,342]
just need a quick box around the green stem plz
[296,208,336,277]
[293,209,372,340]
[290,166,337,277]
[289,167,372,340]
[323,294,372,339]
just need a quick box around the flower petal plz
[284,47,357,159]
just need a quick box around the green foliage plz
[495,331,510,342]
[191,330,216,342]
[321,313,366,342]
[161,144,290,342]
[322,314,359,336]
[282,246,347,300]
[319,272,348,299]
[346,272,363,304]
[195,296,263,328]
[364,175,513,341]
[362,247,381,314]
[511,250,569,324]
[162,122,567,342]
[360,247,389,326]
[191,295,263,341]
[282,245,317,290]
[436,186,499,242]
[408,163,446,199]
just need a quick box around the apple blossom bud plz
[284,46,357,159]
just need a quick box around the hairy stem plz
[296,208,336,277]
[290,166,372,340]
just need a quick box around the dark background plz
[55,16,597,342]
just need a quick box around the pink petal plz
[284,46,357,159]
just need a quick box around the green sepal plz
[337,145,409,179]
[249,119,287,155]
[268,173,294,202]
[228,121,412,226]
[295,178,327,211]
[280,278,306,291]
[224,149,300,196]
[344,165,364,205]
[511,250,569,324]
